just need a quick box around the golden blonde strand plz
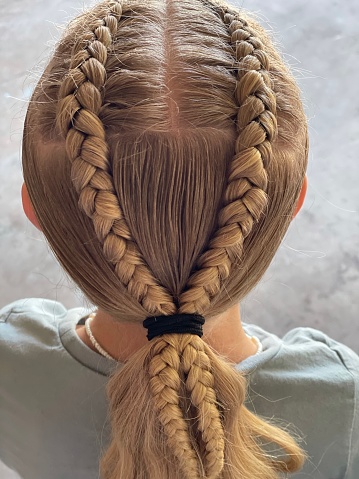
[148,336,202,479]
[181,336,225,479]
[55,0,176,316]
[179,8,277,315]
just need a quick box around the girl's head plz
[22,0,308,477]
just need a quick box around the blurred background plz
[1,0,358,477]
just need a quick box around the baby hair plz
[22,0,309,478]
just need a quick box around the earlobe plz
[21,182,42,231]
[292,175,308,219]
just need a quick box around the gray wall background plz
[1,0,358,477]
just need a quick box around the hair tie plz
[143,313,205,341]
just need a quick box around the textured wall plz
[1,0,358,477]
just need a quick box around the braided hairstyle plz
[22,0,309,478]
[179,10,277,315]
[55,1,176,316]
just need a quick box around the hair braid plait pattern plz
[148,335,203,479]
[178,6,277,315]
[181,336,225,478]
[55,0,175,316]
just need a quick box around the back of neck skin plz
[76,303,258,364]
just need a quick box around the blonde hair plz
[22,0,309,477]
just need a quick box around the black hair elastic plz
[143,313,205,341]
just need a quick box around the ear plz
[292,175,307,219]
[21,182,42,231]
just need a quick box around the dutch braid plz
[148,334,226,479]
[148,336,202,479]
[55,0,176,316]
[178,7,277,315]
[181,336,225,478]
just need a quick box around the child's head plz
[22,0,308,321]
[22,0,308,477]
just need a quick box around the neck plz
[77,303,258,364]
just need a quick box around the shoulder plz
[0,298,78,353]
[248,326,359,478]
[256,325,359,392]
[282,327,359,472]
[245,322,359,376]
[247,323,359,422]
[0,297,68,320]
[281,326,359,378]
[0,297,67,336]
